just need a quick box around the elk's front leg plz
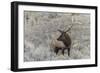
[62,48,65,55]
[54,48,59,55]
[68,48,70,56]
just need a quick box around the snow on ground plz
[24,11,90,62]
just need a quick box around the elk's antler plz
[58,29,63,33]
[65,23,73,32]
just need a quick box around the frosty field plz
[24,11,90,62]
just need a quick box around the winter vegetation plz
[24,11,90,62]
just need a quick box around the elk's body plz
[51,38,66,54]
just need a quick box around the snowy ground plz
[24,11,90,62]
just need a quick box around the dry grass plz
[24,11,90,62]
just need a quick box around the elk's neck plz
[62,41,68,45]
[62,35,71,46]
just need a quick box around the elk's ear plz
[58,29,63,33]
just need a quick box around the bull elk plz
[51,24,73,56]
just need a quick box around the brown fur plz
[57,31,71,56]
[50,24,72,56]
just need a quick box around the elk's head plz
[57,30,67,41]
[57,24,73,42]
